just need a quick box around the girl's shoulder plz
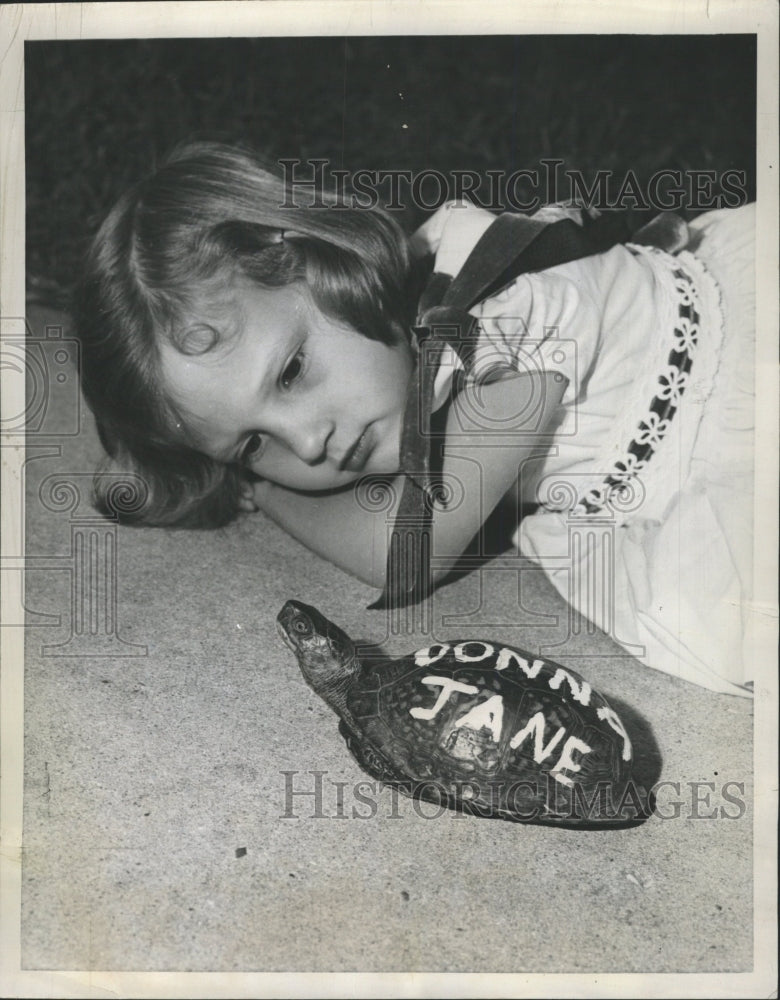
[410,200,638,294]
[409,200,496,276]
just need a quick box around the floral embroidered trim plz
[573,253,700,515]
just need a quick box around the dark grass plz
[25,34,756,304]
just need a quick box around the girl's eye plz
[280,351,304,389]
[241,432,265,465]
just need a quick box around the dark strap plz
[369,208,688,609]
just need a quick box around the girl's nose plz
[284,418,334,465]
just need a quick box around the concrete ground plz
[20,306,753,975]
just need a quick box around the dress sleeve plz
[470,263,604,406]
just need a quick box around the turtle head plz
[276,600,359,709]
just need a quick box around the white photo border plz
[1,2,777,997]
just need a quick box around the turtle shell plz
[342,639,641,826]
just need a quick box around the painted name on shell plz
[410,643,632,785]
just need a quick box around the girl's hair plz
[75,142,413,527]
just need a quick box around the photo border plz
[2,2,777,997]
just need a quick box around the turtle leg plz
[338,719,412,790]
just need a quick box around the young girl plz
[75,142,755,698]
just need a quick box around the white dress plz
[418,200,755,696]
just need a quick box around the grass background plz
[25,34,756,305]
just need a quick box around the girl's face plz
[160,283,415,491]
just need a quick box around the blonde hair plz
[75,142,413,526]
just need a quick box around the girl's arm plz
[251,371,566,590]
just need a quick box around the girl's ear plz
[175,323,220,356]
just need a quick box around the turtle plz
[276,600,646,827]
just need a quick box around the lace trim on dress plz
[563,248,703,515]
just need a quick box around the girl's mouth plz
[342,426,374,472]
